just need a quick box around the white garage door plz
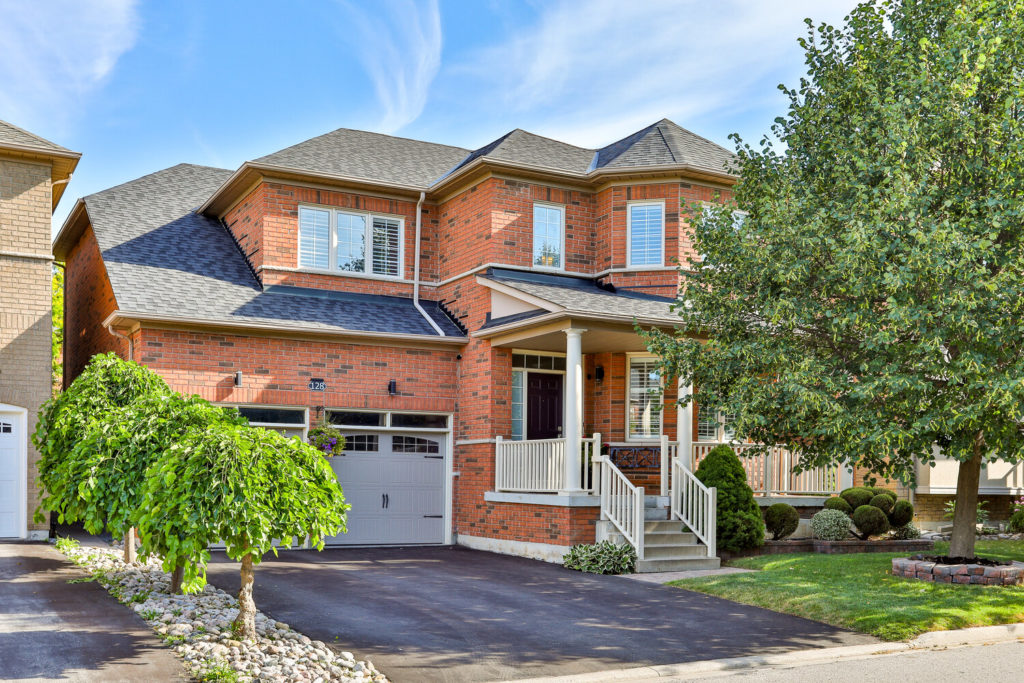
[326,432,445,545]
[0,418,21,538]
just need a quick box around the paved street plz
[0,541,185,682]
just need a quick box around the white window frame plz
[297,204,405,280]
[625,353,663,442]
[626,200,665,268]
[696,406,738,443]
[531,202,566,271]
[694,202,747,263]
[222,404,309,439]
[324,408,451,433]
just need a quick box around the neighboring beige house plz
[0,119,79,539]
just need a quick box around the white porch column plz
[679,381,693,470]
[561,327,586,493]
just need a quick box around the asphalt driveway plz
[206,545,876,682]
[0,541,185,682]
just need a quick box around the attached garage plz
[323,411,450,546]
[0,405,26,539]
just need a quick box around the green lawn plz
[668,540,1024,641]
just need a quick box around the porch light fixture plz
[595,366,605,383]
[388,379,397,395]
[234,371,243,387]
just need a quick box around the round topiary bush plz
[840,487,874,509]
[869,493,894,514]
[891,522,921,540]
[889,499,914,527]
[872,488,897,502]
[824,496,853,514]
[695,445,765,552]
[852,504,890,539]
[811,509,852,541]
[764,503,800,540]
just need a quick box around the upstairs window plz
[628,202,664,266]
[299,206,403,278]
[533,203,563,269]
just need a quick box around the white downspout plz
[107,324,134,360]
[413,191,445,336]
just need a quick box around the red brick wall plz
[64,226,127,384]
[222,183,266,276]
[134,327,458,412]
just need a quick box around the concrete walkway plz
[206,545,875,683]
[621,567,756,584]
[0,541,185,682]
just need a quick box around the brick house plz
[0,120,80,540]
[58,119,896,568]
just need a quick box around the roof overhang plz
[199,161,430,216]
[103,310,468,349]
[0,142,81,210]
[51,198,91,260]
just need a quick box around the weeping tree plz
[69,393,247,591]
[33,352,169,560]
[645,0,1024,558]
[137,423,348,638]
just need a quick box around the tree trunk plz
[170,564,185,594]
[948,433,984,558]
[122,528,136,564]
[232,552,256,640]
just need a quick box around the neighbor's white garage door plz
[0,418,20,538]
[325,432,445,545]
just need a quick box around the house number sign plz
[308,378,326,392]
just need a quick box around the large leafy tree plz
[645,0,1024,557]
[137,424,348,638]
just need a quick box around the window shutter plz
[299,208,330,269]
[371,217,401,277]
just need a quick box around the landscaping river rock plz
[58,540,388,683]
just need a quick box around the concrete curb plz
[508,623,1024,682]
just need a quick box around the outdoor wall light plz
[388,379,397,395]
[595,366,605,383]
[234,371,243,387]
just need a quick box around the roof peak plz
[0,118,77,155]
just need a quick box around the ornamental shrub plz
[1008,509,1024,533]
[869,494,894,514]
[889,499,915,527]
[892,522,921,540]
[872,488,897,502]
[811,509,852,541]
[562,541,637,574]
[764,503,800,540]
[839,487,874,509]
[852,505,890,539]
[824,496,853,514]
[33,353,169,527]
[695,445,765,552]
[138,424,348,638]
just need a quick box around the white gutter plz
[413,190,445,336]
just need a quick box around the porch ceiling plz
[487,319,653,353]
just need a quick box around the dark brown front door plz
[527,372,563,439]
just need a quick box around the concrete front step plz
[635,556,721,573]
[643,543,708,559]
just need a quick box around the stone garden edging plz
[892,556,1024,585]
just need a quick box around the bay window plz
[299,206,403,278]
[628,202,664,266]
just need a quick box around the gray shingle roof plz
[481,268,682,326]
[85,163,463,338]
[254,128,470,189]
[0,119,74,154]
[447,129,595,177]
[595,119,736,174]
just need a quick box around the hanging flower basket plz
[308,422,345,458]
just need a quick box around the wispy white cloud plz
[442,0,856,147]
[0,0,140,133]
[338,0,442,134]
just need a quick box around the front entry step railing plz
[670,455,717,559]
[594,454,645,560]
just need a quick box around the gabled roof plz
[478,267,682,328]
[56,163,464,341]
[0,119,81,209]
[441,129,595,180]
[253,128,470,189]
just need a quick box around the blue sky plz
[0,0,858,233]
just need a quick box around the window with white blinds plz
[627,357,662,439]
[297,206,403,278]
[628,202,664,266]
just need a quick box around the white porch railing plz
[691,442,840,496]
[670,455,717,558]
[494,435,601,494]
[594,454,645,560]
